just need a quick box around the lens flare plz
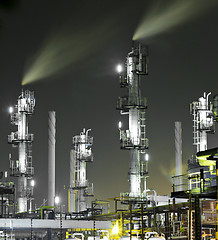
[133,0,218,40]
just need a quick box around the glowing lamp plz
[30,179,35,187]
[116,65,122,73]
[145,153,149,161]
[55,196,60,204]
[9,107,13,114]
[118,121,122,129]
[112,224,119,235]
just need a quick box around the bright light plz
[112,224,119,235]
[8,107,13,114]
[30,179,35,187]
[118,121,122,129]
[116,64,122,73]
[55,196,60,204]
[145,153,149,161]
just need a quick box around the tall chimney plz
[175,121,182,190]
[48,111,56,206]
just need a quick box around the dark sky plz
[0,0,218,209]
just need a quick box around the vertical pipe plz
[168,199,172,240]
[69,150,75,212]
[48,111,56,207]
[129,202,132,240]
[188,192,192,240]
[216,161,218,240]
[141,203,144,240]
[175,122,182,191]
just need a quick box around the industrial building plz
[0,42,217,240]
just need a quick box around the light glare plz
[112,224,119,235]
[116,65,122,73]
[31,180,35,187]
[55,196,60,204]
[118,121,122,129]
[9,107,13,114]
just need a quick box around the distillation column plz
[117,43,149,198]
[191,92,214,152]
[8,90,35,213]
[189,92,215,190]
[69,129,94,213]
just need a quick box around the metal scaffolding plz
[69,129,94,213]
[8,89,35,213]
[117,43,149,199]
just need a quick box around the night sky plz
[0,0,218,209]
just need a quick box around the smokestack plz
[48,111,56,206]
[175,121,182,191]
[175,121,182,176]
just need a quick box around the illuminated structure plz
[48,111,56,207]
[117,43,149,198]
[173,93,216,193]
[69,129,94,213]
[8,90,35,212]
[191,92,214,153]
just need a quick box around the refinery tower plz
[117,43,149,198]
[69,129,94,213]
[8,90,35,213]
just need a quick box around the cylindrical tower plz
[117,43,149,198]
[48,111,56,207]
[8,90,35,213]
[191,92,214,152]
[175,121,182,191]
[68,129,94,213]
[175,121,182,176]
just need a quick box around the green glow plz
[133,0,217,40]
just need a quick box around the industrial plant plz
[0,42,217,240]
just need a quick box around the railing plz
[75,152,93,162]
[120,130,148,150]
[8,132,34,143]
[0,181,14,189]
[9,160,34,177]
[72,135,93,145]
[73,180,88,189]
[19,90,35,113]
[172,172,216,194]
[85,183,94,196]
[116,97,147,110]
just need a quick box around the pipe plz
[48,111,56,207]
[72,233,84,240]
[86,129,91,138]
[69,150,75,212]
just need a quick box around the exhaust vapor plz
[133,0,217,41]
[22,17,119,85]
